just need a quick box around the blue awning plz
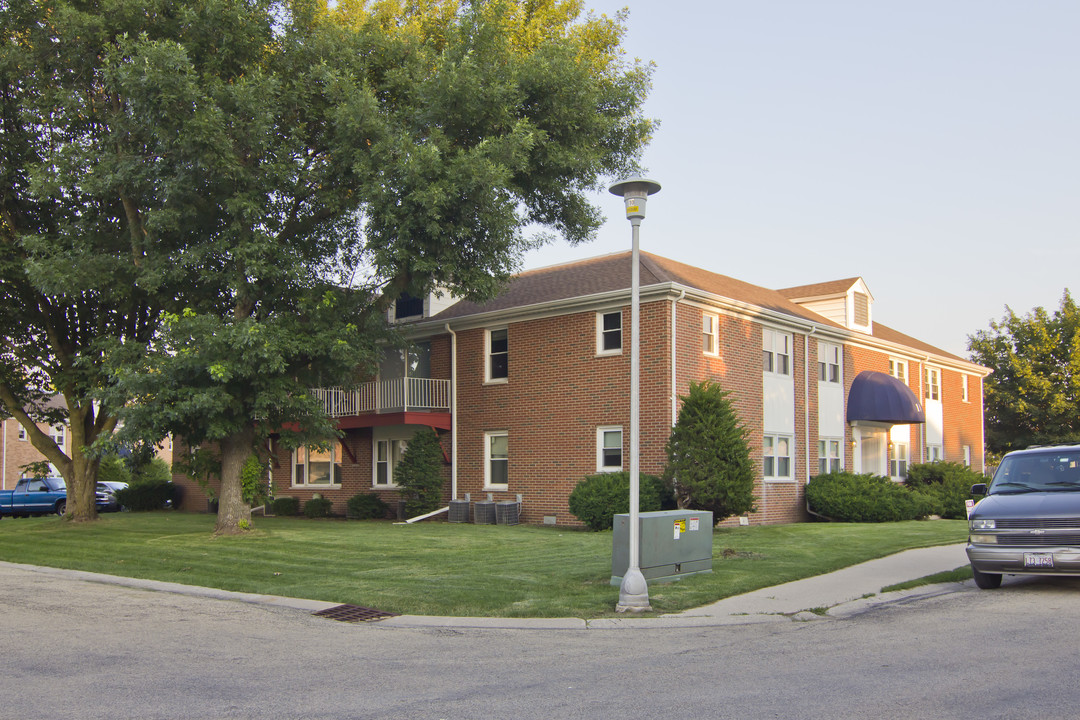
[847,371,925,424]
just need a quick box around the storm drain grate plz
[313,604,400,623]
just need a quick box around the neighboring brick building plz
[177,251,989,526]
[1,415,70,490]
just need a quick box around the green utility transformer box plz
[610,510,714,586]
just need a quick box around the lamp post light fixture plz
[608,176,661,613]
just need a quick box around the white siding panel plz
[818,384,844,437]
[925,400,943,445]
[800,298,846,326]
[764,374,795,434]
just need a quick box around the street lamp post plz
[608,176,661,613]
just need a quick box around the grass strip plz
[0,513,966,618]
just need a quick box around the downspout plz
[445,324,458,500]
[803,325,816,519]
[920,355,928,463]
[671,289,686,426]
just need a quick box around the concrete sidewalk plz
[0,543,974,630]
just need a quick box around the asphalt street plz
[2,564,1079,719]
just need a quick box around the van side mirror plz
[970,483,987,496]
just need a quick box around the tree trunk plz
[65,403,103,522]
[214,425,255,535]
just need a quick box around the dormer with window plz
[388,286,460,323]
[779,277,874,334]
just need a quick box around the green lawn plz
[0,513,966,618]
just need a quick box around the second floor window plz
[487,328,508,382]
[51,425,65,447]
[889,358,907,383]
[703,314,719,356]
[961,374,969,402]
[17,426,27,441]
[763,329,791,376]
[818,342,841,383]
[925,368,940,401]
[598,311,622,354]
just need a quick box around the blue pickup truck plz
[0,477,70,517]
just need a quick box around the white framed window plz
[486,328,508,383]
[51,425,65,448]
[703,314,719,356]
[597,311,622,355]
[963,445,972,467]
[888,358,907,383]
[818,438,842,475]
[927,444,943,462]
[763,329,791,376]
[17,425,27,441]
[818,342,841,383]
[961,374,969,402]
[292,442,342,487]
[373,438,407,487]
[764,434,793,480]
[596,426,623,472]
[484,431,508,489]
[924,367,941,401]
[889,442,909,479]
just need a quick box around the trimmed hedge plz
[904,462,987,519]
[806,471,935,522]
[304,497,334,518]
[568,471,674,531]
[346,493,390,520]
[113,480,180,511]
[271,496,300,516]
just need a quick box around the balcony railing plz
[312,378,451,417]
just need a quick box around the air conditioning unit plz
[448,499,470,523]
[495,500,519,525]
[472,500,496,524]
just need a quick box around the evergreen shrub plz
[346,493,390,520]
[271,496,300,516]
[304,497,334,518]
[904,462,987,519]
[568,471,674,531]
[806,471,935,522]
[394,429,446,517]
[113,480,178,511]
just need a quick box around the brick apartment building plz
[1,408,70,491]
[175,251,989,526]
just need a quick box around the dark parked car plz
[967,444,1080,589]
[96,481,129,512]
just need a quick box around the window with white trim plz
[373,438,407,487]
[597,426,623,472]
[486,328,508,382]
[764,434,793,480]
[763,329,791,376]
[961,374,969,402]
[51,425,65,447]
[703,314,719,356]
[818,438,842,475]
[888,358,907,384]
[17,426,27,441]
[927,444,943,462]
[818,342,841,383]
[889,442,909,479]
[963,445,972,467]
[597,311,622,355]
[925,367,940,401]
[292,442,342,487]
[485,431,508,489]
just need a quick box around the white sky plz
[521,1,1080,357]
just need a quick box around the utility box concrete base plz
[611,510,713,586]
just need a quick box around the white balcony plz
[312,378,451,417]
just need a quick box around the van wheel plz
[55,500,66,517]
[972,566,1002,589]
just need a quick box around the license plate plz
[1024,552,1055,569]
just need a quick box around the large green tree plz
[84,0,652,534]
[968,290,1080,455]
[1,0,165,520]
